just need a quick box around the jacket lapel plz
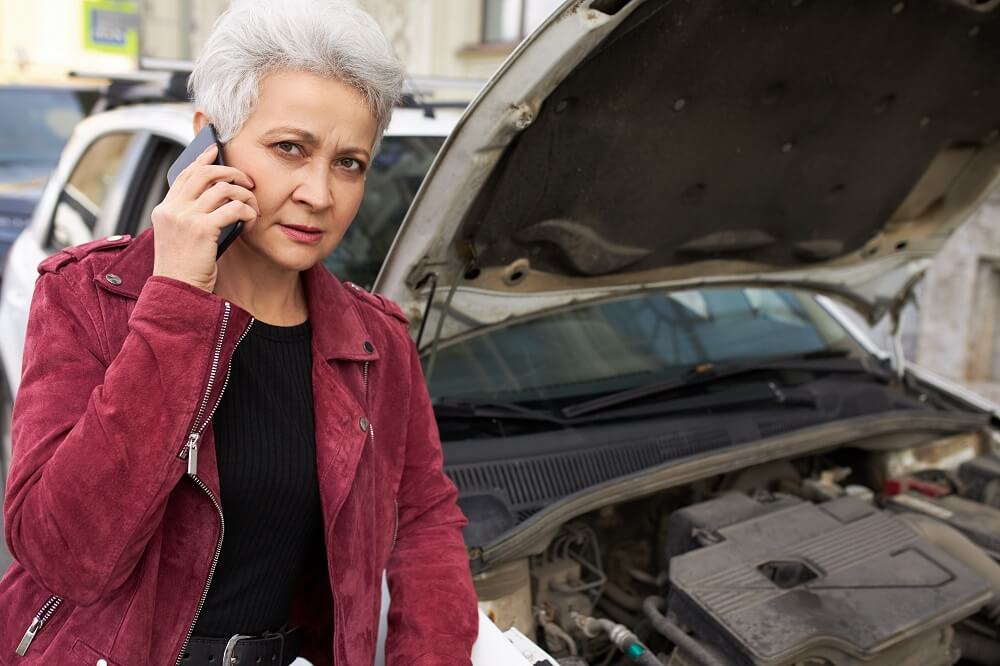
[303,266,382,524]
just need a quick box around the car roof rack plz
[70,66,476,116]
[398,94,468,119]
[69,69,190,111]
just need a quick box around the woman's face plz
[196,70,379,273]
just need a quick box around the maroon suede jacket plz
[0,229,477,665]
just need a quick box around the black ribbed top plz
[192,319,323,637]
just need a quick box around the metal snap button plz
[97,660,108,666]
[105,274,122,286]
[106,235,124,242]
[359,416,370,432]
[363,341,374,354]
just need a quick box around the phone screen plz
[166,124,246,258]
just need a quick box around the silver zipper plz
[391,499,399,551]
[12,306,253,662]
[173,475,225,666]
[16,595,63,656]
[178,302,233,474]
[180,312,255,475]
[174,312,254,666]
[362,360,370,402]
[363,361,375,444]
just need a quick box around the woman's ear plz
[192,110,211,135]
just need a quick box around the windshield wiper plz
[433,397,565,424]
[560,350,879,420]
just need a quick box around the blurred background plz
[0,0,564,99]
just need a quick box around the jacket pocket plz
[69,638,122,666]
[15,595,63,657]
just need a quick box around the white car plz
[371,1,1000,664]
[0,99,460,463]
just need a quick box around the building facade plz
[0,0,559,93]
[0,0,137,80]
[914,195,1000,403]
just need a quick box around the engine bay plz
[474,432,1000,666]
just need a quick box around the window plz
[424,288,851,403]
[48,133,135,250]
[324,135,445,289]
[130,140,186,237]
[482,0,563,43]
[0,88,95,173]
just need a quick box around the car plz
[0,72,204,276]
[0,94,461,478]
[0,82,103,270]
[6,1,1000,665]
[0,82,103,186]
[370,0,1000,664]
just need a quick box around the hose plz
[538,616,578,656]
[634,650,664,665]
[627,567,669,587]
[955,629,1000,666]
[896,513,1000,623]
[603,580,644,612]
[642,596,729,666]
[571,612,664,665]
[596,594,643,627]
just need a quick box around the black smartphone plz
[166,123,245,258]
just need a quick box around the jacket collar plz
[98,229,379,362]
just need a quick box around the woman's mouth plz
[278,224,324,245]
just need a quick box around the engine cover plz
[667,495,992,666]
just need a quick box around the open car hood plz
[376,0,1000,344]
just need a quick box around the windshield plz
[424,287,853,403]
[325,135,445,288]
[0,88,92,168]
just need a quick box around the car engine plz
[474,443,1000,666]
[665,494,988,666]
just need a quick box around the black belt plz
[183,627,304,666]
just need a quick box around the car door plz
[0,128,148,474]
[1,129,149,389]
[117,135,185,237]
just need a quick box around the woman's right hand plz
[151,143,260,293]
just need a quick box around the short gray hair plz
[189,0,404,153]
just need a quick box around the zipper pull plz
[186,433,200,476]
[16,617,41,656]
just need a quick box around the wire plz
[643,596,727,666]
[424,262,468,383]
[414,273,438,350]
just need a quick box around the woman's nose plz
[292,163,333,211]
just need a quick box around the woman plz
[0,1,478,664]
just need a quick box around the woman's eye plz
[276,141,302,156]
[338,158,364,173]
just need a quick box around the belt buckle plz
[222,634,252,665]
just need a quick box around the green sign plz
[83,0,139,55]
